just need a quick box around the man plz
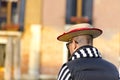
[57,23,119,80]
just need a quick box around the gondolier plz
[57,23,119,80]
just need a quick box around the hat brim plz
[57,28,102,42]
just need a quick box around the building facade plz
[0,0,120,80]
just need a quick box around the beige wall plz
[25,0,42,25]
[93,0,120,67]
[21,0,42,74]
[41,0,66,74]
[21,0,66,75]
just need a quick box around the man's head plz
[57,23,102,55]
[66,35,93,54]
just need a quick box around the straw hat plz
[57,23,102,42]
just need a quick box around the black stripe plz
[73,54,77,60]
[90,48,96,57]
[63,69,71,80]
[83,48,89,58]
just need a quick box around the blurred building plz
[0,0,120,80]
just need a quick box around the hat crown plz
[66,23,93,33]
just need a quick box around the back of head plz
[73,35,93,47]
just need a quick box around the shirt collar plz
[69,45,102,61]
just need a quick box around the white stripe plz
[92,48,98,57]
[80,49,87,57]
[86,48,93,57]
[65,72,71,80]
[72,57,75,60]
[61,69,69,80]
[75,52,80,58]
[57,65,67,80]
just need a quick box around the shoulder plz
[57,63,72,80]
[58,63,70,74]
[101,59,118,70]
[58,63,68,72]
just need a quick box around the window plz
[0,0,25,31]
[65,0,93,24]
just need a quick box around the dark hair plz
[73,35,93,45]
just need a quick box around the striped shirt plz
[57,46,101,80]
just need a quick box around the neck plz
[78,43,92,48]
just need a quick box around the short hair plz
[73,35,93,45]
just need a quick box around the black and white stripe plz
[57,64,72,80]
[71,47,101,60]
[57,46,102,80]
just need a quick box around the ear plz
[73,40,78,50]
